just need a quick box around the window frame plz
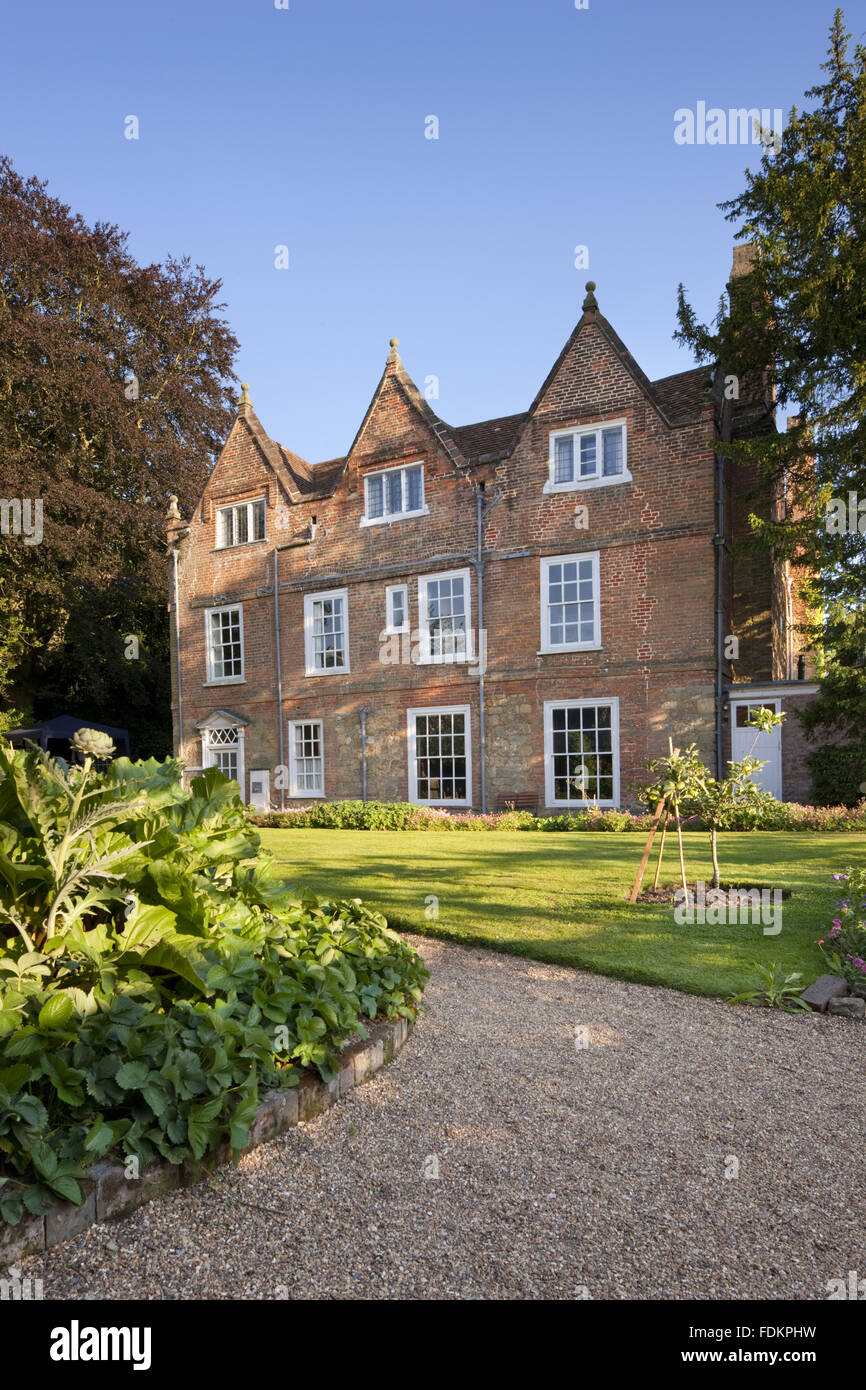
[303,588,350,676]
[360,461,428,526]
[287,718,325,799]
[406,703,472,807]
[543,420,630,494]
[204,603,245,684]
[539,552,601,653]
[417,567,472,665]
[385,583,410,635]
[215,497,267,549]
[543,698,620,809]
[200,719,245,792]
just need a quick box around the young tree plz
[674,10,866,794]
[689,710,785,889]
[0,157,239,753]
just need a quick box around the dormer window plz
[361,463,427,525]
[217,499,266,548]
[544,422,630,494]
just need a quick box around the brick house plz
[166,259,819,813]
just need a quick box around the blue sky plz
[1,0,858,462]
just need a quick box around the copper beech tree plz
[0,156,239,752]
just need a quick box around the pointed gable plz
[517,283,684,441]
[342,339,467,477]
[201,383,312,514]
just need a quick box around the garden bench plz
[495,793,538,814]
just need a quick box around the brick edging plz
[0,1015,412,1266]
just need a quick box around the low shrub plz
[250,800,539,831]
[249,798,866,832]
[537,809,654,832]
[806,741,866,809]
[0,748,427,1223]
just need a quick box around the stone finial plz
[386,337,401,366]
[166,494,181,523]
[582,281,598,311]
[238,381,252,415]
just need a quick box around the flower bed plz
[816,869,866,988]
[248,798,866,833]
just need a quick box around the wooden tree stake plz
[674,801,688,898]
[651,810,669,890]
[629,796,667,903]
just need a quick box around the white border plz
[543,697,620,808]
[406,703,472,806]
[539,552,601,653]
[204,603,245,684]
[288,718,325,798]
[303,588,350,676]
[417,567,472,664]
[543,419,631,494]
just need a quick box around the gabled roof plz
[338,339,469,479]
[651,367,714,422]
[194,709,250,729]
[208,293,712,506]
[450,413,528,461]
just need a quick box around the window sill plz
[203,677,246,686]
[410,800,472,809]
[304,668,350,677]
[548,800,618,810]
[537,644,602,655]
[360,507,430,528]
[543,472,632,495]
[415,657,473,667]
[212,540,268,553]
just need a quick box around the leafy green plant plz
[0,750,427,1222]
[726,963,811,1011]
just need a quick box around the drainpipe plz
[171,547,183,760]
[713,449,726,780]
[476,484,487,813]
[273,547,285,809]
[360,706,368,802]
[785,570,794,680]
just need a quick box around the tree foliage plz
[674,10,866,782]
[0,156,239,753]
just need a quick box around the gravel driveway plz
[15,936,865,1300]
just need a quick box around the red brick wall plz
[169,314,779,812]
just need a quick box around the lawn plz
[261,828,866,998]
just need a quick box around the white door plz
[248,769,270,810]
[731,700,782,799]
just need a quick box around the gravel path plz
[15,937,866,1300]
